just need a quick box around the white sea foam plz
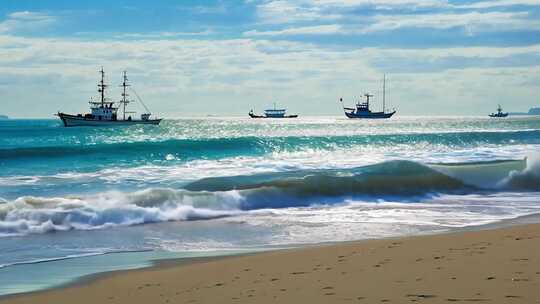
[1,144,536,188]
[224,192,540,245]
[500,153,540,190]
[1,166,539,238]
[0,189,246,237]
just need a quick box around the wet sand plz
[3,223,540,304]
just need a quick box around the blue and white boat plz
[57,69,161,127]
[489,105,508,118]
[340,75,396,119]
[249,103,298,118]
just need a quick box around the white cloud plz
[254,0,341,24]
[114,30,214,39]
[0,11,56,34]
[177,3,228,14]
[454,0,540,9]
[244,24,342,36]
[244,10,539,36]
[250,0,540,35]
[312,0,448,8]
[0,34,539,117]
[254,0,450,24]
[363,11,539,33]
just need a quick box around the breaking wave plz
[0,158,538,237]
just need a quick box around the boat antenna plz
[129,87,151,114]
[382,74,386,113]
[98,67,107,108]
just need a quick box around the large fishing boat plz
[489,104,508,118]
[249,103,298,118]
[56,69,161,127]
[340,75,396,119]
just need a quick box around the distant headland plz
[0,115,9,120]
[509,107,540,116]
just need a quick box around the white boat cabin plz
[88,101,118,121]
[264,108,287,118]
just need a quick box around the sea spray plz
[502,153,540,190]
[1,159,539,237]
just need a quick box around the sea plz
[1,116,539,295]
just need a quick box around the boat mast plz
[121,71,130,120]
[382,74,386,113]
[98,67,106,108]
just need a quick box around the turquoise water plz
[0,116,539,295]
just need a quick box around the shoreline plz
[3,218,540,303]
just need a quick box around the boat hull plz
[489,113,508,118]
[249,113,298,118]
[57,113,161,127]
[345,111,395,119]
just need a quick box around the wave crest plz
[1,158,539,237]
[502,155,540,191]
[0,189,243,237]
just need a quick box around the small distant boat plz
[249,103,298,118]
[489,104,508,118]
[56,68,161,127]
[340,75,396,119]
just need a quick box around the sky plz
[0,0,539,118]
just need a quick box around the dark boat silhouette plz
[340,75,396,119]
[489,105,508,118]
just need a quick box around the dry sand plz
[3,224,540,304]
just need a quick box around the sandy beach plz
[2,223,539,304]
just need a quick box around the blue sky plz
[1,0,539,117]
